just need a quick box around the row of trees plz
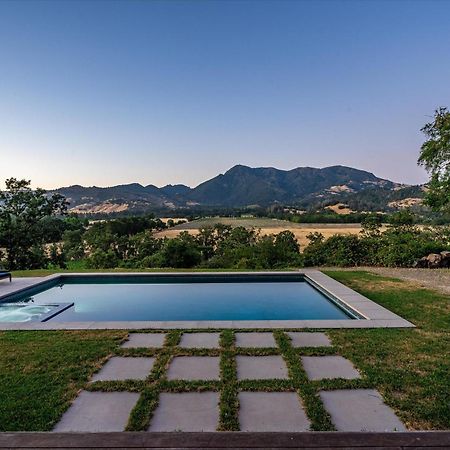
[67,223,302,270]
[0,180,448,270]
[65,211,448,270]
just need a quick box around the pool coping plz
[0,270,415,330]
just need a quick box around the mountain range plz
[52,165,424,215]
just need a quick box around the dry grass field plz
[154,217,368,248]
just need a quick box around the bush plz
[86,250,120,269]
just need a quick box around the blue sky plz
[1,0,449,189]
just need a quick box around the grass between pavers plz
[86,329,342,431]
[0,270,448,431]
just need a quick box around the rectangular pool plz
[0,274,358,322]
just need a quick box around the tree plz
[0,178,68,269]
[158,232,201,268]
[418,107,450,211]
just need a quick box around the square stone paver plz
[121,333,165,348]
[239,392,310,431]
[167,356,220,380]
[236,356,289,380]
[235,332,277,348]
[301,356,360,380]
[288,332,332,348]
[149,392,219,431]
[91,357,155,381]
[179,332,220,349]
[54,391,139,431]
[319,389,406,431]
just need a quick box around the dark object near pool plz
[0,271,12,282]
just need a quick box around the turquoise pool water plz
[0,275,354,322]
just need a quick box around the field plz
[154,217,366,248]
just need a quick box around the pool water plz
[0,275,355,322]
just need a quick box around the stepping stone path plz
[235,332,277,348]
[179,332,220,349]
[167,356,220,380]
[319,389,407,431]
[288,332,332,347]
[91,356,155,381]
[54,391,139,432]
[301,355,361,381]
[239,392,310,431]
[54,331,405,433]
[149,392,219,431]
[121,333,165,348]
[236,355,289,380]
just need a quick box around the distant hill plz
[52,164,423,215]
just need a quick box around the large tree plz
[0,178,68,270]
[418,107,450,211]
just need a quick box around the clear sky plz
[1,0,449,189]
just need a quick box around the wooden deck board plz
[0,432,448,449]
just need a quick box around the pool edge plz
[0,271,415,330]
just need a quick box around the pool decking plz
[0,271,414,330]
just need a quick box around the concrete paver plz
[235,332,277,348]
[54,391,139,432]
[121,333,165,348]
[319,389,406,431]
[288,332,332,348]
[301,356,361,380]
[167,356,220,381]
[179,332,220,349]
[238,392,310,431]
[236,356,289,380]
[91,357,155,381]
[148,392,219,431]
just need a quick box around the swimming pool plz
[0,273,358,322]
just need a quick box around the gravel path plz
[347,267,450,296]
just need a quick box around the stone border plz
[0,271,414,330]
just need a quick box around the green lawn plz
[325,271,450,430]
[0,270,448,431]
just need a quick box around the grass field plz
[0,270,448,431]
[154,217,366,248]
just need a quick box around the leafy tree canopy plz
[0,178,68,269]
[419,107,450,211]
